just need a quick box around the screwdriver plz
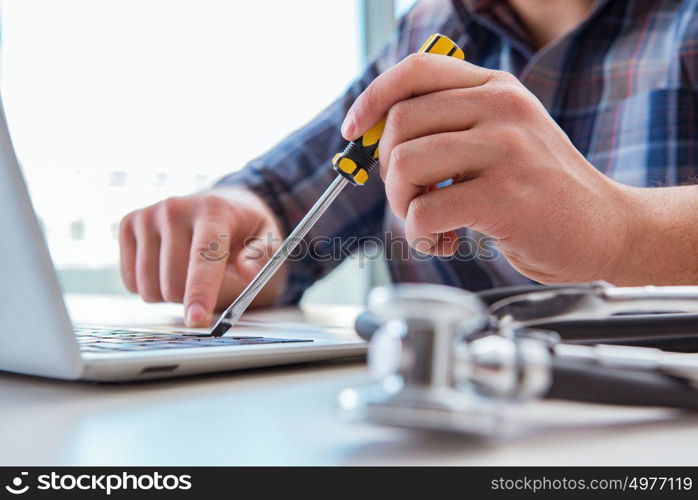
[210,33,465,337]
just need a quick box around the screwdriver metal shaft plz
[210,175,349,336]
[209,33,465,337]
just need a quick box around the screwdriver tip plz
[209,321,232,338]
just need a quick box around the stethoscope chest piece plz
[339,284,553,435]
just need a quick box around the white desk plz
[1,295,697,466]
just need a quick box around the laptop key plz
[76,327,312,353]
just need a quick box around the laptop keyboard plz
[74,326,312,353]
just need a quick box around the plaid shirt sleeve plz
[216,8,434,304]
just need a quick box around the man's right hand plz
[118,188,287,327]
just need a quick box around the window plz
[1,0,359,293]
[1,0,406,303]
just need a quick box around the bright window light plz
[1,0,359,292]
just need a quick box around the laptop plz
[0,97,365,382]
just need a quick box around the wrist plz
[602,184,655,285]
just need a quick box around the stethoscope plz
[340,282,698,435]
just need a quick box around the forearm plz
[612,185,698,285]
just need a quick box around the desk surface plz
[1,295,697,466]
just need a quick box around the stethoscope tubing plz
[356,284,698,351]
[548,356,698,409]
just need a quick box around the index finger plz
[341,54,493,141]
[183,220,234,326]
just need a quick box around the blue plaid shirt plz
[219,0,698,304]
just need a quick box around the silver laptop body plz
[0,97,365,382]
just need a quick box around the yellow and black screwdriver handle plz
[332,33,465,186]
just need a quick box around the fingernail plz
[341,114,356,139]
[185,303,206,326]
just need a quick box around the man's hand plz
[119,188,286,327]
[341,54,635,284]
